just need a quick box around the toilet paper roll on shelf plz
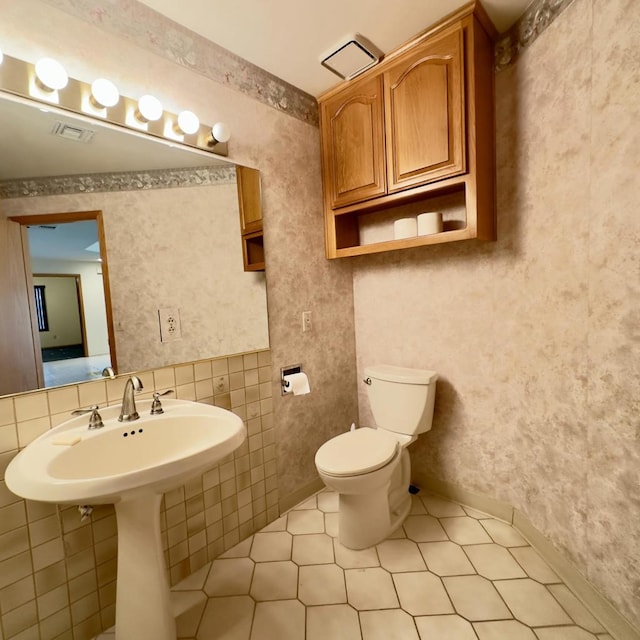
[417,211,443,236]
[393,217,418,240]
[283,372,311,396]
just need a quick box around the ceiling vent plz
[320,34,383,81]
[50,121,95,143]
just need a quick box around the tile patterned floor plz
[97,491,614,640]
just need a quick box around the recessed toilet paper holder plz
[281,364,302,395]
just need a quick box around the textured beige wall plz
[353,0,639,628]
[3,183,269,372]
[0,0,357,501]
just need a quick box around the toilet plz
[315,364,437,549]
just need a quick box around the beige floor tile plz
[294,496,318,510]
[440,517,493,545]
[534,627,599,640]
[204,558,254,596]
[474,620,537,640]
[462,505,490,519]
[249,561,298,601]
[387,525,407,539]
[259,516,287,533]
[443,575,512,621]
[494,579,572,626]
[415,614,477,640]
[403,515,448,542]
[409,495,428,514]
[345,567,399,610]
[306,604,361,640]
[291,533,334,565]
[173,562,211,591]
[197,595,254,640]
[360,609,419,640]
[479,518,527,546]
[249,531,292,562]
[463,543,527,579]
[421,494,466,517]
[333,539,380,569]
[324,513,339,538]
[393,571,454,615]
[175,592,207,638]
[286,510,325,534]
[221,536,254,558]
[298,564,346,605]
[547,584,605,633]
[509,546,560,583]
[250,600,305,640]
[377,539,426,572]
[316,492,338,513]
[419,541,475,576]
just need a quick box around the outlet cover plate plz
[158,307,182,342]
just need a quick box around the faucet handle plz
[151,390,174,415]
[72,405,104,430]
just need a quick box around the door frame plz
[9,209,118,376]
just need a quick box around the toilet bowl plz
[315,364,437,550]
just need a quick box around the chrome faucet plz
[118,376,143,422]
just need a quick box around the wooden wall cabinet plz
[236,166,265,271]
[318,2,496,259]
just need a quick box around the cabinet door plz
[384,25,465,192]
[321,75,386,209]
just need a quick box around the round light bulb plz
[91,78,119,108]
[211,122,231,144]
[177,110,200,135]
[35,57,69,91]
[137,94,163,122]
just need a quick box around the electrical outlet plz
[302,311,312,332]
[158,308,182,342]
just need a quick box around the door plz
[384,24,465,192]
[321,75,387,209]
[0,216,43,394]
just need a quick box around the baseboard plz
[278,477,325,514]
[415,474,640,640]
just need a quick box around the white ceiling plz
[138,0,531,96]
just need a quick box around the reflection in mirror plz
[0,92,269,397]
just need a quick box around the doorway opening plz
[9,210,117,387]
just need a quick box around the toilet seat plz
[315,428,399,477]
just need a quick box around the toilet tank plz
[364,365,438,436]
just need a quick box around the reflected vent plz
[50,121,95,143]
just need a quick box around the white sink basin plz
[5,396,247,640]
[6,398,245,504]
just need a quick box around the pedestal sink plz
[5,398,246,640]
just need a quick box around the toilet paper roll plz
[417,212,443,236]
[283,372,310,396]
[393,217,417,240]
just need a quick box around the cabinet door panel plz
[321,76,386,208]
[385,26,465,191]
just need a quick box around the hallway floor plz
[98,491,613,639]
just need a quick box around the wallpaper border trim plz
[496,0,578,71]
[0,165,236,199]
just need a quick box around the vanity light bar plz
[0,52,229,157]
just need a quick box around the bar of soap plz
[52,435,81,446]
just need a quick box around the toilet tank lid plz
[365,364,438,384]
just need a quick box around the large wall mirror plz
[0,92,269,397]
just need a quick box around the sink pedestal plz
[115,494,177,640]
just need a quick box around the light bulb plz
[91,78,119,108]
[35,57,68,91]
[177,110,200,135]
[136,94,163,122]
[211,122,231,144]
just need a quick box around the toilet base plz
[336,449,413,549]
[338,487,411,549]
